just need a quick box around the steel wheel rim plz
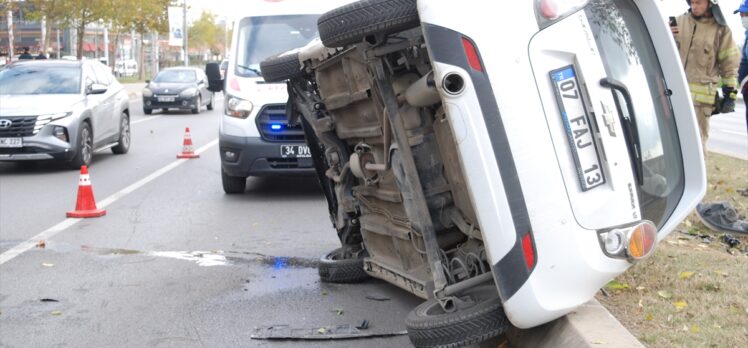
[121,116,130,148]
[81,126,92,164]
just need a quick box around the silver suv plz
[0,60,131,168]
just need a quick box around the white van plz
[215,0,354,193]
[115,60,138,77]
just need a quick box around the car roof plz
[7,60,83,68]
[161,67,201,72]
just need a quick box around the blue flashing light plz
[270,124,283,131]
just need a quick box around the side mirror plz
[87,83,108,95]
[205,62,224,92]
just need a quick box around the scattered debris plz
[36,240,46,248]
[736,188,748,197]
[697,202,748,234]
[657,290,673,299]
[40,299,59,303]
[42,263,54,267]
[251,324,407,340]
[332,308,344,316]
[50,311,62,316]
[721,234,741,249]
[365,292,391,301]
[356,319,369,330]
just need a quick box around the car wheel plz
[207,93,214,110]
[318,247,370,283]
[161,108,168,113]
[260,52,303,83]
[221,168,246,194]
[144,108,152,115]
[192,96,201,114]
[111,113,130,154]
[318,0,419,48]
[405,285,509,348]
[69,122,93,169]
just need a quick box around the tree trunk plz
[76,24,86,60]
[138,31,145,81]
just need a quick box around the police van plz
[209,0,354,193]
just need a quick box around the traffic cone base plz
[177,127,200,159]
[66,165,106,219]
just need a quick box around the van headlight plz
[226,95,253,119]
[534,0,590,29]
[142,88,153,97]
[179,88,198,98]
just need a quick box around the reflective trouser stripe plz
[689,83,716,105]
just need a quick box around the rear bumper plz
[219,133,314,177]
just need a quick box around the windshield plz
[154,70,196,83]
[235,15,319,77]
[0,66,81,95]
[586,0,685,228]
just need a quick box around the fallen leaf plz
[713,323,722,329]
[716,180,725,185]
[638,298,644,308]
[606,280,629,290]
[685,220,692,227]
[636,286,646,291]
[593,341,606,345]
[50,311,62,316]
[321,291,328,296]
[679,271,695,280]
[42,263,54,267]
[673,300,688,310]
[37,240,46,248]
[667,314,673,322]
[657,290,673,299]
[317,327,326,334]
[713,270,728,277]
[690,325,701,333]
[645,313,654,321]
[333,308,344,316]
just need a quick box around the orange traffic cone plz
[177,127,200,159]
[66,166,106,218]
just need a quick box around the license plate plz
[550,65,605,191]
[280,145,311,158]
[0,137,22,148]
[158,96,175,102]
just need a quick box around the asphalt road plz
[708,103,748,160]
[0,95,423,347]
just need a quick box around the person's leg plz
[694,104,711,160]
[744,91,748,134]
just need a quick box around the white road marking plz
[714,129,747,137]
[0,139,219,266]
[132,115,162,125]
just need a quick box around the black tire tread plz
[318,0,419,48]
[318,248,370,283]
[221,169,246,194]
[260,52,303,83]
[406,287,509,348]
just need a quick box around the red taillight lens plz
[229,78,240,92]
[522,233,536,270]
[461,37,483,72]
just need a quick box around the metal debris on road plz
[251,324,407,340]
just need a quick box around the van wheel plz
[221,168,246,194]
[405,285,509,348]
[111,113,130,154]
[318,247,370,283]
[318,0,419,48]
[144,108,152,115]
[260,52,303,83]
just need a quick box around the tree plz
[53,0,113,60]
[26,0,67,56]
[188,11,222,57]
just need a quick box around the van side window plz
[92,63,112,85]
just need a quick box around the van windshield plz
[585,0,685,228]
[235,15,319,77]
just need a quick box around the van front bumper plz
[219,133,315,177]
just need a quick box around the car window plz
[92,63,112,85]
[154,69,197,83]
[0,65,81,94]
[82,64,97,87]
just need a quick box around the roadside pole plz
[7,11,13,59]
[183,0,189,67]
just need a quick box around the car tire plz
[221,168,246,194]
[144,108,152,115]
[111,113,130,154]
[69,122,93,169]
[192,96,201,114]
[405,285,509,348]
[318,247,370,283]
[260,52,303,83]
[318,0,419,48]
[207,93,214,110]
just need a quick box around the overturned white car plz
[261,0,705,346]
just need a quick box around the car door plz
[82,64,108,146]
[92,63,118,142]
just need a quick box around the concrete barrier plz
[507,299,644,348]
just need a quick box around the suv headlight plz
[143,88,153,97]
[534,0,590,29]
[226,95,253,119]
[179,88,198,98]
[34,112,72,133]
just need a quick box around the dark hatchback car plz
[142,67,214,114]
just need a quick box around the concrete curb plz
[507,299,644,348]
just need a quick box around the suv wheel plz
[318,247,370,283]
[192,96,201,114]
[260,52,303,83]
[144,108,152,115]
[405,285,509,348]
[111,113,130,154]
[221,168,246,194]
[69,122,93,169]
[318,0,419,48]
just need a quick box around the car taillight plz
[534,0,590,29]
[598,220,658,262]
[461,37,483,72]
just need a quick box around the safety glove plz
[719,87,737,114]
